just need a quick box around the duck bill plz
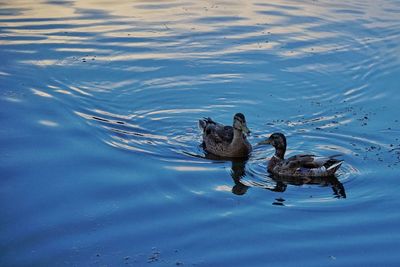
[257,139,271,145]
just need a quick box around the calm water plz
[1,0,400,266]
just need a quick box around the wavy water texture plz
[1,0,400,266]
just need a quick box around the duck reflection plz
[230,158,250,195]
[203,152,250,195]
[267,174,346,198]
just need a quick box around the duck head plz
[258,132,287,158]
[233,113,250,135]
[259,133,286,148]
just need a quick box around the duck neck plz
[232,128,244,142]
[274,146,286,160]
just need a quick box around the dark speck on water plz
[1,0,400,266]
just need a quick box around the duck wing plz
[285,154,342,169]
[199,117,233,143]
[216,125,234,142]
[284,154,318,169]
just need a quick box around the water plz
[1,0,400,266]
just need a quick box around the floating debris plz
[148,248,161,263]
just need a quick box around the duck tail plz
[198,117,214,131]
[327,160,343,174]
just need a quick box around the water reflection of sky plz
[2,0,399,66]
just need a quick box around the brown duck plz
[259,133,343,177]
[199,113,252,158]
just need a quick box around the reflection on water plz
[230,159,249,196]
[1,0,400,266]
[203,153,250,196]
[242,171,346,199]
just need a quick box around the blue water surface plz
[1,0,400,266]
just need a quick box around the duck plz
[199,113,252,158]
[258,132,343,177]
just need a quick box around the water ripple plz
[2,1,400,265]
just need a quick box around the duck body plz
[268,154,343,178]
[260,133,343,178]
[199,113,252,158]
